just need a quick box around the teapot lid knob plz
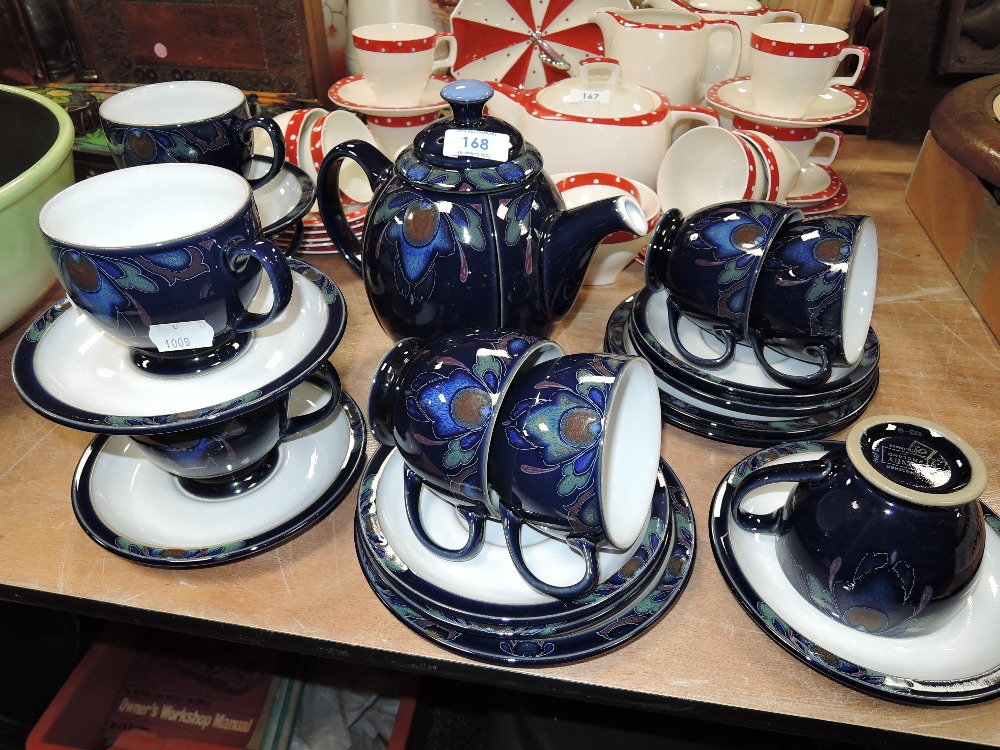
[441,79,494,125]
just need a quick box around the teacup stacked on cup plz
[11,149,364,567]
[697,20,871,215]
[98,80,316,248]
[604,199,881,446]
[354,329,697,665]
[327,21,456,155]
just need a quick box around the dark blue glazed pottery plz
[732,415,988,637]
[39,163,293,376]
[130,362,341,499]
[368,329,563,560]
[747,215,878,387]
[317,79,647,342]
[99,80,285,189]
[644,200,804,369]
[489,353,662,598]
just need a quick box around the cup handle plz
[317,140,394,276]
[748,329,833,387]
[666,296,737,369]
[432,33,458,74]
[699,19,742,98]
[829,45,870,88]
[235,117,287,189]
[767,10,802,22]
[806,129,844,167]
[644,208,685,291]
[226,238,294,332]
[666,105,720,138]
[501,504,599,600]
[403,464,486,562]
[281,361,342,438]
[731,457,833,534]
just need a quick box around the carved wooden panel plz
[77,0,326,98]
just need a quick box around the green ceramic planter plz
[0,85,74,334]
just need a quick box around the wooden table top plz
[1,135,998,748]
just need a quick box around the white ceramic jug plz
[647,0,801,77]
[589,6,741,106]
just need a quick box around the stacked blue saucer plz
[12,258,366,566]
[605,288,880,446]
[353,445,695,666]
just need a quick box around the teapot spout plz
[542,195,647,319]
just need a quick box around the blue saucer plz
[711,441,1000,704]
[72,388,366,567]
[12,259,347,434]
[355,446,695,666]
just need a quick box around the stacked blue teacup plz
[11,83,362,567]
[354,328,697,666]
[605,199,881,446]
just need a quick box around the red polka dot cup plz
[733,115,843,167]
[748,22,869,119]
[353,23,458,108]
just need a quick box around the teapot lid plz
[397,79,545,193]
[532,58,669,122]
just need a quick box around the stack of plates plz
[297,203,368,255]
[604,288,880,446]
[354,445,696,666]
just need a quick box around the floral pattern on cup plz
[747,214,877,387]
[645,200,803,368]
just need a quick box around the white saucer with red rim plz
[801,181,849,215]
[786,164,842,205]
[707,76,868,127]
[328,75,452,117]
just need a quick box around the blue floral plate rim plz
[70,389,366,568]
[12,258,347,435]
[355,448,696,666]
[355,444,676,633]
[627,287,880,403]
[710,440,1000,704]
[254,157,316,238]
[608,296,878,418]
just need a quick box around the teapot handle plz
[317,139,393,276]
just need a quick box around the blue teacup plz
[488,353,662,598]
[129,362,342,500]
[39,162,294,376]
[732,415,988,637]
[368,329,563,561]
[747,214,878,387]
[99,80,285,189]
[644,201,803,369]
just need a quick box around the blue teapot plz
[317,79,647,342]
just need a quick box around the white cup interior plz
[657,126,754,215]
[601,358,662,550]
[99,81,245,126]
[354,22,435,43]
[40,163,250,248]
[840,217,878,364]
